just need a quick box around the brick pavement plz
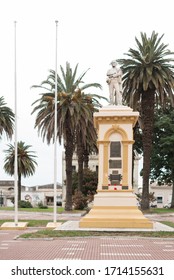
[0,211,174,260]
[146,213,174,223]
[0,229,174,260]
[0,210,174,222]
[0,210,82,221]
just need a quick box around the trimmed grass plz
[160,221,174,228]
[1,207,173,214]
[0,207,64,213]
[143,208,174,214]
[0,220,66,227]
[20,229,174,239]
[1,207,174,239]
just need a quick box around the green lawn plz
[0,219,66,227]
[1,207,173,214]
[0,207,86,215]
[160,221,174,228]
[0,207,174,239]
[19,229,174,239]
[143,208,174,214]
[0,207,64,213]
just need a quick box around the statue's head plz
[110,60,117,67]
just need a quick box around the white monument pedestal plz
[80,105,153,229]
[80,190,152,228]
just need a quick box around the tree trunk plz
[141,90,155,210]
[171,169,174,208]
[171,183,174,208]
[18,173,22,202]
[83,148,89,169]
[65,128,74,211]
[77,137,84,191]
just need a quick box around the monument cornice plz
[94,115,138,129]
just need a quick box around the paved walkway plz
[57,220,174,231]
[1,210,174,222]
[0,210,82,221]
[2,209,173,231]
[0,210,174,260]
[0,229,174,260]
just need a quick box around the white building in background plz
[0,181,14,207]
[137,182,172,208]
[149,182,172,208]
[0,181,62,207]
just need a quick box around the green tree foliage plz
[72,168,98,210]
[150,106,174,208]
[0,96,14,140]
[4,141,37,202]
[32,62,103,211]
[135,192,156,207]
[18,200,33,208]
[118,31,174,210]
[72,168,98,197]
[72,190,88,210]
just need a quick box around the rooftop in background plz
[0,180,14,187]
[0,180,62,189]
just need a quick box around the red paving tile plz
[0,230,174,260]
[1,211,174,260]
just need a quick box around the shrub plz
[37,201,48,209]
[18,200,33,208]
[72,168,98,196]
[72,190,88,210]
[135,192,156,207]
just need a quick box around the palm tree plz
[0,96,14,140]
[118,31,174,210]
[83,118,99,170]
[32,62,102,210]
[4,141,37,202]
[74,91,101,191]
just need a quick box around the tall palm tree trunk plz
[171,168,174,208]
[141,90,155,210]
[171,185,174,208]
[65,127,74,211]
[77,138,84,191]
[65,147,73,211]
[83,148,89,169]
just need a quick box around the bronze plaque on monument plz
[110,141,121,157]
[109,160,122,168]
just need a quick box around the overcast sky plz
[0,0,174,186]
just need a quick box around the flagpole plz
[14,21,18,226]
[53,20,58,223]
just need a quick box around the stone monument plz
[79,61,153,229]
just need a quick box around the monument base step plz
[79,206,153,229]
